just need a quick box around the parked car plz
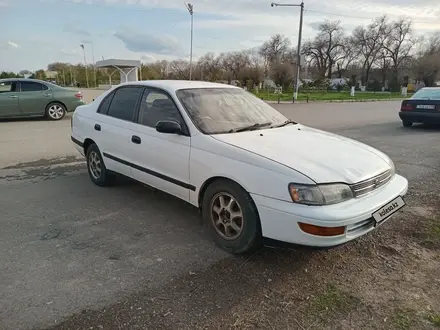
[399,87,440,127]
[0,78,85,120]
[71,80,408,254]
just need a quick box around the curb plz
[265,98,405,104]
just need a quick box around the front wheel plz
[201,179,262,254]
[46,103,66,121]
[402,120,413,128]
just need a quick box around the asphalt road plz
[1,101,439,330]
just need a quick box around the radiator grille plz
[350,169,393,197]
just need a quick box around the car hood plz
[212,124,392,184]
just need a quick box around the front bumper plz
[399,111,440,123]
[251,174,408,247]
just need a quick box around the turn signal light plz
[298,222,345,237]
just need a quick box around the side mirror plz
[156,120,182,134]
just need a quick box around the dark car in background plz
[0,78,85,120]
[399,87,440,127]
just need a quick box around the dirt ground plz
[46,178,440,330]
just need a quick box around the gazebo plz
[95,59,141,85]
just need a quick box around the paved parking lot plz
[1,101,439,330]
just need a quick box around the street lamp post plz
[185,3,194,81]
[270,1,304,101]
[91,41,97,87]
[80,44,90,88]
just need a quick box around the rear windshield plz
[411,88,440,100]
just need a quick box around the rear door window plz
[106,86,144,121]
[20,81,45,92]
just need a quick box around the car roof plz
[0,78,48,83]
[121,80,239,93]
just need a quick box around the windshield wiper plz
[229,122,272,133]
[270,120,296,128]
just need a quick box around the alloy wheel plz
[48,105,64,119]
[88,151,102,180]
[210,192,244,240]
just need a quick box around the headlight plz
[288,183,354,205]
[389,159,395,176]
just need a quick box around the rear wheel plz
[402,120,413,128]
[46,102,66,121]
[86,143,113,186]
[201,179,262,254]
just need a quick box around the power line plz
[305,9,373,20]
[304,9,438,25]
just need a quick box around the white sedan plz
[71,81,408,254]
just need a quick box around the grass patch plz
[420,216,440,249]
[309,284,360,319]
[391,308,418,330]
[253,91,410,102]
[428,314,440,327]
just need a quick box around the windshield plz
[411,88,440,100]
[176,88,289,134]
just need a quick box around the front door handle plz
[94,124,101,131]
[131,135,141,144]
[8,95,17,98]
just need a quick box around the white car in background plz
[71,81,408,254]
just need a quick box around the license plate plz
[416,104,435,109]
[372,196,405,225]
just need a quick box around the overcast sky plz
[0,0,439,72]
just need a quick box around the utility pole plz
[80,44,89,88]
[185,3,194,81]
[270,1,304,101]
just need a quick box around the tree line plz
[2,15,439,91]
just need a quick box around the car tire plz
[86,143,113,186]
[46,102,66,121]
[201,179,263,255]
[402,120,413,128]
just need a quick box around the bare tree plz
[197,52,221,81]
[302,38,328,78]
[375,48,391,89]
[270,62,294,88]
[219,51,250,83]
[320,21,345,77]
[383,17,414,89]
[412,32,440,87]
[303,21,345,78]
[259,34,291,76]
[352,16,389,87]
[242,49,264,87]
[335,37,359,78]
[169,60,190,80]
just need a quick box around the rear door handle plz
[131,135,141,144]
[94,124,101,131]
[44,93,51,97]
[8,95,17,98]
